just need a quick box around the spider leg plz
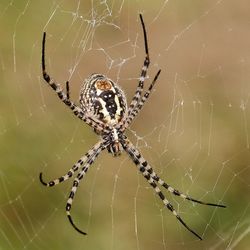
[65,142,106,235]
[144,172,202,240]
[42,32,107,134]
[151,174,226,208]
[123,142,202,240]
[42,32,75,108]
[123,69,161,129]
[39,140,105,187]
[66,81,70,100]
[126,14,150,117]
[122,139,226,240]
[126,140,226,208]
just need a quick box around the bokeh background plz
[1,0,250,249]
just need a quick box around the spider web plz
[1,0,250,249]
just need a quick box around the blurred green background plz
[1,0,250,249]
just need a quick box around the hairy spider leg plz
[122,139,226,240]
[42,32,108,134]
[125,140,226,208]
[65,141,107,234]
[123,69,161,130]
[39,140,105,187]
[126,14,150,117]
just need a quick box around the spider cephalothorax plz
[40,14,226,240]
[103,128,125,156]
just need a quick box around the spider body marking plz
[40,14,226,240]
[79,73,127,126]
[79,73,127,156]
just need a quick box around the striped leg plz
[126,140,226,208]
[152,175,226,208]
[123,142,202,240]
[39,140,105,187]
[65,142,106,234]
[123,69,161,130]
[122,139,226,240]
[144,172,202,240]
[126,14,150,117]
[42,32,107,133]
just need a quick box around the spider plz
[40,14,226,240]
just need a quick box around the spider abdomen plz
[80,74,127,125]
